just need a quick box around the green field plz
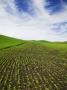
[0,35,25,49]
[0,35,67,90]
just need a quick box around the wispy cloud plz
[45,0,67,14]
[14,0,36,16]
[0,0,67,41]
[52,21,67,35]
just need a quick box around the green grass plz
[0,35,25,49]
[0,35,67,90]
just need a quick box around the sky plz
[0,0,67,41]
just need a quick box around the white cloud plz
[0,0,67,41]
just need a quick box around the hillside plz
[0,35,67,90]
[0,35,24,49]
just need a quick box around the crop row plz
[0,43,67,90]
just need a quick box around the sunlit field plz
[0,35,67,90]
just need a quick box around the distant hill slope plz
[0,35,67,50]
[0,35,24,49]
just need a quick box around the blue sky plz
[14,0,35,16]
[45,0,67,13]
[45,0,65,14]
[0,0,67,41]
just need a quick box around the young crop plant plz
[0,38,67,90]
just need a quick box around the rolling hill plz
[0,35,67,90]
[0,35,25,49]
